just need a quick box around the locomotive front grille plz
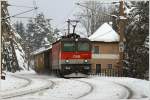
[61,64,91,75]
[60,59,91,64]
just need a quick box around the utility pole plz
[118,0,126,76]
[0,0,2,79]
[66,19,70,35]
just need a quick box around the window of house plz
[93,46,99,54]
[108,64,112,69]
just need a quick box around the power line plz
[2,7,38,20]
[8,4,35,8]
[33,0,38,18]
[11,16,36,19]
[75,3,114,17]
[54,0,81,31]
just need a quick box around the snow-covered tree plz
[14,21,27,52]
[123,1,149,79]
[2,1,28,72]
[14,21,26,40]
[26,13,54,51]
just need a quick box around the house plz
[89,23,121,76]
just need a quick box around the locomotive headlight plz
[84,60,88,63]
[75,38,78,41]
[65,60,69,63]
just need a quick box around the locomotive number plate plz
[73,55,80,58]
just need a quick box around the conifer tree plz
[123,1,149,79]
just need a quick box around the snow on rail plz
[1,75,54,99]
[0,75,29,92]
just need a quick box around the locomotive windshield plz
[63,42,75,51]
[77,42,90,51]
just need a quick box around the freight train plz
[33,34,92,77]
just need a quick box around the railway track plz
[1,74,135,100]
[76,78,133,100]
[0,75,31,92]
[11,75,32,89]
[111,81,132,99]
[1,75,55,99]
[73,80,94,99]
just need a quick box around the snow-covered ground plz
[92,76,150,99]
[0,74,28,92]
[90,76,150,100]
[0,71,149,100]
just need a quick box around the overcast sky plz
[8,0,121,36]
[8,0,119,25]
[8,0,145,28]
[8,0,81,28]
[7,0,147,37]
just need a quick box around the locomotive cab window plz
[77,42,90,51]
[63,42,75,51]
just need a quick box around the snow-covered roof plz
[89,23,119,42]
[31,46,52,56]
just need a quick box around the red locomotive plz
[33,34,92,77]
[52,34,91,77]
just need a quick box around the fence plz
[90,68,123,77]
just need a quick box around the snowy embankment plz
[32,79,92,99]
[0,74,28,92]
[0,71,53,99]
[1,71,149,100]
[78,78,130,100]
[90,76,150,99]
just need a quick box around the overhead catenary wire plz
[5,0,39,21]
[74,1,115,36]
[54,5,77,30]
[11,16,37,19]
[54,0,81,33]
[54,6,77,35]
[8,4,35,8]
[2,7,38,20]
[32,0,38,21]
[75,2,118,18]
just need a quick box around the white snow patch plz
[0,74,28,92]
[91,76,150,99]
[33,79,91,99]
[0,72,53,98]
[15,48,28,70]
[14,32,22,39]
[89,23,119,42]
[1,71,149,100]
[44,37,50,44]
[119,16,127,19]
[78,78,129,100]
[31,46,52,55]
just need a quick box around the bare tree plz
[75,1,115,36]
